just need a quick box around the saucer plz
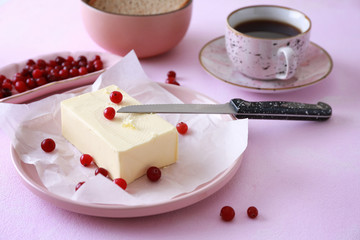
[199,36,333,93]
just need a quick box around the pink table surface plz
[1,0,359,239]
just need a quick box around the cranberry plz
[1,89,12,98]
[13,73,26,82]
[93,60,103,71]
[110,91,123,104]
[37,59,47,69]
[75,181,85,191]
[41,138,56,152]
[59,68,69,79]
[176,122,188,134]
[113,178,127,190]
[61,61,72,69]
[146,166,161,182]
[0,74,6,83]
[78,55,87,63]
[86,63,95,73]
[103,107,116,120]
[2,79,13,90]
[55,56,66,65]
[26,59,36,66]
[167,70,176,79]
[78,66,88,75]
[14,80,27,93]
[20,68,31,78]
[0,54,103,98]
[35,77,47,86]
[71,60,79,68]
[220,206,235,221]
[67,56,74,62]
[26,78,37,89]
[69,68,79,77]
[48,60,57,67]
[32,69,43,79]
[2,79,12,90]
[247,206,258,219]
[93,55,101,61]
[165,78,180,86]
[95,167,109,177]
[80,154,93,167]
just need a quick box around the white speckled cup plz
[225,5,311,80]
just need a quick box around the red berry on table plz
[167,70,176,79]
[113,178,127,190]
[165,78,180,86]
[146,166,161,182]
[247,206,258,219]
[95,167,109,177]
[80,154,93,167]
[103,107,116,120]
[75,181,85,191]
[41,138,56,152]
[110,91,123,104]
[176,122,188,134]
[220,206,235,221]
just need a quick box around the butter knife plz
[117,99,332,121]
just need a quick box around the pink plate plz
[0,51,121,103]
[10,83,244,218]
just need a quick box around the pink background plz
[1,0,360,239]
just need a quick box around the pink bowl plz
[80,0,193,58]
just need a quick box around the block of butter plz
[61,85,178,184]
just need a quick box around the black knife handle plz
[230,99,332,121]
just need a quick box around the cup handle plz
[276,47,297,80]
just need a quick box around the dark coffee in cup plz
[234,20,301,39]
[225,5,311,80]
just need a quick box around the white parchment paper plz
[0,51,248,206]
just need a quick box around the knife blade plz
[117,99,332,121]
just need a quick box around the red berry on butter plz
[113,178,127,190]
[110,91,123,104]
[80,154,93,167]
[103,107,116,120]
[95,167,109,177]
